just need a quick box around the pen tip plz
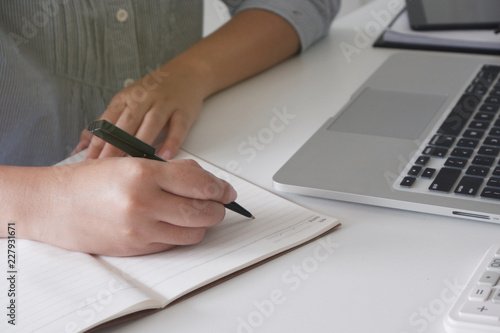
[250,215,255,220]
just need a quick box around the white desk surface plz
[100,1,500,332]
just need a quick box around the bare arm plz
[183,9,301,97]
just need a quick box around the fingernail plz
[71,143,83,155]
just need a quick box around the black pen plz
[87,120,254,219]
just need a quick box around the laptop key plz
[484,137,500,147]
[469,121,490,130]
[479,66,500,83]
[478,146,500,157]
[490,128,500,137]
[456,138,479,149]
[454,176,484,196]
[429,135,455,148]
[475,112,495,121]
[472,156,495,167]
[438,96,476,135]
[480,104,500,113]
[485,96,500,105]
[481,188,500,200]
[422,168,436,178]
[451,148,474,159]
[415,155,430,166]
[487,177,500,188]
[466,165,490,177]
[400,177,416,187]
[491,88,500,97]
[445,157,468,169]
[408,166,422,176]
[423,146,448,157]
[463,129,485,139]
[429,168,461,192]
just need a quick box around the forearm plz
[169,9,301,99]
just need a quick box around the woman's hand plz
[74,59,208,161]
[1,158,236,256]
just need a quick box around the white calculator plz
[445,245,500,333]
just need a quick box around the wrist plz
[163,54,216,100]
[0,166,42,240]
[0,165,67,242]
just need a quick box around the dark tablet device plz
[406,0,500,30]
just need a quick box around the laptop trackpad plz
[328,87,447,140]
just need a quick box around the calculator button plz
[487,258,500,272]
[469,286,492,301]
[493,290,500,304]
[459,302,500,321]
[478,271,500,286]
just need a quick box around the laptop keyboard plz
[399,65,500,201]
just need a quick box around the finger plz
[89,91,150,159]
[169,158,202,167]
[72,129,93,155]
[97,104,152,159]
[85,135,108,160]
[149,190,226,228]
[149,222,207,245]
[158,111,195,160]
[84,97,127,159]
[110,222,207,256]
[133,107,172,148]
[155,162,237,204]
[122,243,175,256]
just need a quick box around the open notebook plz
[0,150,340,332]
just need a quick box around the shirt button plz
[123,78,135,87]
[116,9,129,23]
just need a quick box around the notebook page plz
[100,151,340,304]
[0,239,159,333]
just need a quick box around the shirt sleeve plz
[222,0,341,51]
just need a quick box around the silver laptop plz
[273,52,500,223]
